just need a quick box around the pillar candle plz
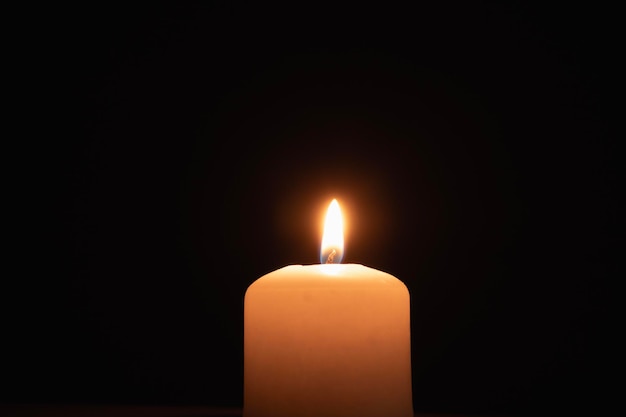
[243,200,412,417]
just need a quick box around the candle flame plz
[320,199,344,264]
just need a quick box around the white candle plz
[244,200,413,417]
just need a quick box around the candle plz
[244,199,413,417]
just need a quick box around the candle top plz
[250,264,408,291]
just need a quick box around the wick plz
[326,249,336,264]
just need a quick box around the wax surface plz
[244,264,413,417]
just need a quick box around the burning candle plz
[244,199,413,417]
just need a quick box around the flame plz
[320,199,344,264]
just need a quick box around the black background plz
[4,3,616,416]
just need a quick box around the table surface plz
[0,405,509,417]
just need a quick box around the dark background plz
[4,3,616,416]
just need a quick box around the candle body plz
[244,264,412,417]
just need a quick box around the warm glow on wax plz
[320,198,344,264]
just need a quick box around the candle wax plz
[244,264,412,417]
